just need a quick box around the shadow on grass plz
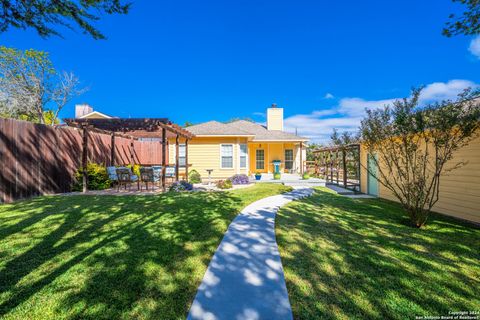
[0,191,246,319]
[276,188,480,320]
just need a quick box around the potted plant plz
[254,172,262,180]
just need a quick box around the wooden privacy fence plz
[0,118,165,203]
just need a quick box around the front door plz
[255,149,265,172]
[367,154,378,196]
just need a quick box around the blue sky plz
[2,0,479,142]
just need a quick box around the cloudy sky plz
[3,1,479,143]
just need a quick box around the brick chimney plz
[267,103,284,131]
[75,104,93,118]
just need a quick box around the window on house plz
[239,144,247,168]
[179,144,186,167]
[256,149,265,170]
[285,149,294,170]
[221,144,233,168]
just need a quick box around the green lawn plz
[0,183,291,320]
[276,188,480,320]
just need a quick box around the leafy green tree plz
[443,0,480,36]
[360,88,480,227]
[0,46,86,125]
[0,0,130,39]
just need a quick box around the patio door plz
[367,153,378,196]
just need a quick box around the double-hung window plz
[285,149,294,170]
[256,149,265,170]
[239,144,247,168]
[179,144,186,167]
[221,144,233,168]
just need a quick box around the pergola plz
[63,118,195,192]
[312,144,361,192]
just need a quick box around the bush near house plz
[216,179,233,189]
[188,169,202,184]
[169,180,193,192]
[302,172,310,180]
[73,163,111,191]
[230,174,249,185]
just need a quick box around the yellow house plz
[359,134,480,224]
[168,104,308,180]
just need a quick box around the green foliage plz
[443,0,480,37]
[73,163,111,191]
[216,179,233,189]
[0,183,290,319]
[277,188,480,319]
[0,46,85,124]
[331,128,360,146]
[302,172,310,180]
[126,164,141,177]
[188,169,202,184]
[306,143,323,161]
[0,0,130,39]
[273,172,281,180]
[360,87,480,227]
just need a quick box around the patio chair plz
[140,167,155,190]
[165,166,176,183]
[116,167,139,191]
[106,166,118,185]
[152,166,162,185]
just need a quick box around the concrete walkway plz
[188,187,314,320]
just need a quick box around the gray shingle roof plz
[186,120,308,141]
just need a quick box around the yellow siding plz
[248,142,295,174]
[360,135,480,224]
[168,137,248,180]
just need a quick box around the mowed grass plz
[276,187,480,320]
[0,183,292,320]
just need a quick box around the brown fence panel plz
[0,118,167,202]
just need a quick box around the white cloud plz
[419,79,478,103]
[284,79,479,144]
[324,93,335,99]
[469,36,480,59]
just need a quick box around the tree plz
[443,0,480,36]
[330,128,360,147]
[0,46,86,125]
[360,88,480,227]
[0,0,130,39]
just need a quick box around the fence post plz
[161,128,166,191]
[342,149,347,188]
[175,135,179,181]
[82,126,88,193]
[110,133,115,166]
[185,139,189,182]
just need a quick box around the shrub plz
[126,164,141,177]
[216,179,233,189]
[230,174,249,185]
[188,169,202,184]
[302,172,310,180]
[169,180,193,192]
[73,163,111,191]
[273,172,281,180]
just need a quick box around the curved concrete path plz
[188,187,314,320]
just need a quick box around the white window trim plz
[239,144,248,169]
[220,144,234,169]
[256,149,265,170]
